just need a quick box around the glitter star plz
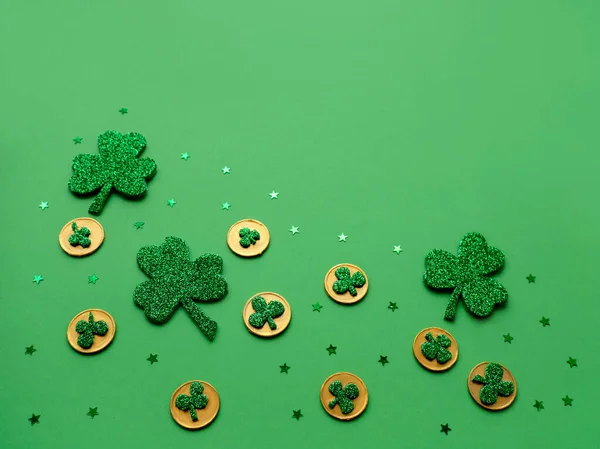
[388,302,398,311]
[147,354,158,365]
[393,245,403,254]
[221,166,231,174]
[378,355,389,366]
[167,198,176,207]
[503,333,514,344]
[289,226,299,235]
[562,395,573,406]
[88,275,99,284]
[269,191,279,199]
[312,302,323,312]
[539,316,550,327]
[567,357,577,368]
[87,407,99,419]
[119,107,128,114]
[292,410,303,420]
[533,400,544,412]
[526,274,536,283]
[326,344,337,355]
[338,233,347,242]
[180,152,190,160]
[280,363,291,374]
[33,275,43,284]
[440,423,451,435]
[28,413,40,426]
[25,345,37,355]
[134,221,144,229]
[222,202,231,210]
[39,201,49,210]
[73,136,83,144]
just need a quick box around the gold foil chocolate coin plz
[413,327,459,371]
[320,372,368,421]
[170,380,220,430]
[468,362,517,411]
[66,309,116,354]
[227,219,270,257]
[324,263,369,304]
[59,217,105,257]
[242,292,291,337]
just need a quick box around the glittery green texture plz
[68,130,157,215]
[423,232,507,320]
[68,222,91,248]
[472,362,515,405]
[248,296,285,330]
[133,236,228,341]
[175,382,208,421]
[421,332,452,364]
[328,381,359,415]
[75,312,108,349]
[333,267,366,296]
[239,228,260,248]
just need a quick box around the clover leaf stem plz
[180,297,217,341]
[189,407,198,421]
[444,288,461,320]
[89,183,113,215]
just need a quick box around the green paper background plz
[1,1,599,448]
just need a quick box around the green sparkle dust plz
[423,232,507,321]
[328,381,359,415]
[421,332,452,364]
[68,130,157,215]
[75,312,109,349]
[332,267,366,296]
[133,236,228,341]
[248,296,285,330]
[175,382,209,421]
[68,222,91,248]
[471,363,514,405]
[239,228,260,248]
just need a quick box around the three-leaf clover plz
[68,130,157,214]
[421,332,452,363]
[175,382,209,421]
[133,237,228,341]
[423,232,507,320]
[68,222,91,248]
[472,363,515,405]
[328,380,359,415]
[333,267,366,296]
[239,228,260,248]
[248,296,285,330]
[75,312,109,349]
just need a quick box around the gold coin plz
[324,263,369,304]
[58,217,105,257]
[170,380,220,430]
[66,309,116,354]
[467,362,517,411]
[226,219,270,257]
[320,372,368,421]
[412,327,459,372]
[242,292,291,338]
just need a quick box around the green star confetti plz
[25,345,36,355]
[222,202,231,210]
[221,166,230,174]
[533,400,544,411]
[471,363,514,405]
[167,199,176,207]
[269,191,279,199]
[180,152,190,160]
[526,274,536,283]
[39,201,49,210]
[440,423,451,435]
[28,414,40,426]
[338,233,347,242]
[33,275,43,284]
[248,295,285,330]
[75,312,108,349]
[69,222,91,247]
[289,226,299,235]
[69,130,157,214]
[424,232,507,321]
[133,236,228,341]
[292,410,303,420]
[421,332,452,364]
[567,357,577,368]
[73,136,83,144]
[562,395,573,406]
[87,407,99,419]
[88,275,99,284]
[539,316,550,327]
[147,354,158,365]
[312,302,323,312]
[393,245,403,254]
[378,355,389,366]
[328,380,359,415]
[134,221,144,229]
[175,382,208,421]
[119,107,128,114]
[388,302,398,311]
[503,333,514,344]
[280,363,290,374]
[326,344,337,355]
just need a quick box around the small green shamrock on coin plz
[69,222,91,248]
[471,363,514,405]
[333,267,366,296]
[75,312,109,349]
[328,381,359,415]
[175,382,209,421]
[421,332,452,364]
[424,232,507,320]
[248,296,285,330]
[239,228,260,248]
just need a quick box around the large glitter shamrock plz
[239,228,260,248]
[421,332,452,364]
[75,312,108,349]
[175,382,209,421]
[68,222,91,248]
[68,130,157,214]
[472,363,514,405]
[328,380,359,415]
[248,296,285,330]
[423,232,507,320]
[333,267,366,296]
[133,236,228,341]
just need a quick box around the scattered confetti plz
[222,202,231,210]
[338,233,348,242]
[503,333,514,344]
[526,274,536,283]
[393,245,403,254]
[180,152,190,161]
[167,199,176,207]
[269,191,279,199]
[312,302,323,312]
[440,423,451,435]
[88,275,99,284]
[25,345,36,355]
[134,221,144,229]
[221,166,230,174]
[33,275,43,285]
[567,357,577,368]
[28,414,40,426]
[292,410,303,420]
[378,355,389,366]
[147,354,158,365]
[326,344,337,355]
[562,395,573,407]
[73,137,83,144]
[119,107,128,114]
[87,407,99,419]
[289,226,299,235]
[388,302,398,312]
[39,201,49,210]
[539,316,550,327]
[280,363,291,374]
[533,400,544,411]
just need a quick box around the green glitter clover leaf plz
[68,222,91,248]
[68,130,157,215]
[175,382,209,421]
[239,228,260,248]
[333,267,366,296]
[423,232,507,320]
[75,312,109,349]
[133,237,228,341]
[248,296,285,330]
[471,363,515,405]
[328,380,359,415]
[421,332,452,364]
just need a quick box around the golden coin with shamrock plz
[242,292,291,337]
[59,217,105,257]
[170,380,220,430]
[227,219,270,257]
[320,372,368,421]
[412,327,459,371]
[468,362,517,411]
[66,309,116,354]
[324,263,369,304]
